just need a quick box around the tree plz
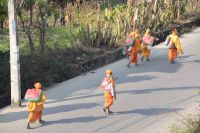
[0,0,8,29]
[17,0,36,53]
[36,0,53,52]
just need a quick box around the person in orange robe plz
[141,29,151,61]
[100,69,116,115]
[127,29,141,67]
[168,29,184,64]
[27,82,46,129]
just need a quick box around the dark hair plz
[172,28,177,32]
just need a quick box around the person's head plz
[106,69,112,76]
[144,29,150,36]
[34,82,42,90]
[172,28,177,35]
[135,28,139,34]
[129,32,135,38]
[134,29,140,37]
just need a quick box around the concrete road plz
[1,28,200,133]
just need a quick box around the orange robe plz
[27,91,46,123]
[142,47,150,58]
[102,77,116,108]
[168,48,177,62]
[129,37,141,64]
[141,33,151,58]
[134,37,141,53]
[104,91,113,108]
[168,34,183,62]
[130,47,138,64]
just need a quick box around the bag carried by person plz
[24,89,42,102]
[164,35,173,48]
[127,37,135,52]
[142,36,154,45]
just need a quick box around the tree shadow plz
[26,116,107,129]
[42,116,106,127]
[46,85,200,104]
[44,46,196,103]
[180,59,200,64]
[178,55,194,59]
[117,75,156,84]
[116,108,183,116]
[43,103,99,115]
[0,102,98,123]
[126,86,200,94]
[0,85,199,123]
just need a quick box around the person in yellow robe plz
[134,29,142,53]
[127,29,141,67]
[168,29,184,64]
[27,82,46,129]
[141,29,151,61]
[100,69,116,115]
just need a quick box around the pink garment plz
[100,77,115,96]
[142,36,154,45]
[25,89,42,102]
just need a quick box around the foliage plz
[0,0,7,28]
[169,114,200,133]
[1,0,200,108]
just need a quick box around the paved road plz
[1,28,200,133]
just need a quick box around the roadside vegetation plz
[0,0,200,109]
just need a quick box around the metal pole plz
[8,0,21,106]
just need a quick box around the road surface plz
[1,28,200,133]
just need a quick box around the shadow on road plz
[0,102,98,123]
[0,86,198,123]
[46,48,192,100]
[42,116,106,127]
[116,108,183,116]
[46,85,200,104]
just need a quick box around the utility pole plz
[8,0,21,106]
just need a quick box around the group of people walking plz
[26,70,117,129]
[126,28,184,66]
[25,28,184,129]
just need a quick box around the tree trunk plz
[18,13,35,53]
[26,30,35,53]
[39,24,46,52]
[171,0,176,19]
[38,6,46,52]
[53,18,57,26]
[0,20,3,29]
[152,0,159,19]
[177,0,181,20]
[30,6,33,26]
[141,0,147,25]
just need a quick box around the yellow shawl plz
[169,34,184,54]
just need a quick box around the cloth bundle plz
[164,35,173,48]
[142,36,154,45]
[25,89,42,102]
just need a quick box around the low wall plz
[74,18,200,74]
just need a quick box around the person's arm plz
[110,78,116,100]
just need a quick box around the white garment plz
[101,77,115,96]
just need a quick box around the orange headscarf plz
[144,29,150,36]
[106,69,112,76]
[129,32,135,37]
[34,82,42,90]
